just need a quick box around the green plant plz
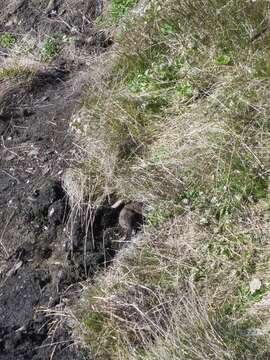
[111,0,138,23]
[213,155,268,217]
[128,59,182,93]
[84,310,118,358]
[255,58,270,78]
[128,69,151,93]
[176,82,193,96]
[41,36,61,60]
[161,22,177,35]
[217,54,232,65]
[84,311,106,333]
[213,316,264,358]
[148,200,184,227]
[0,33,16,48]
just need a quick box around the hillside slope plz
[0,0,269,359]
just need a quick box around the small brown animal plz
[118,201,144,241]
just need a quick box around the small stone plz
[250,278,262,294]
[49,207,55,217]
[213,227,219,234]
[199,217,209,225]
[28,148,39,157]
[210,196,218,204]
[49,9,58,17]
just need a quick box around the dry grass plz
[78,203,270,359]
[65,0,270,358]
[1,0,268,357]
[75,0,270,204]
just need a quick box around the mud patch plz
[0,1,113,64]
[0,65,92,358]
[0,1,117,357]
[0,180,126,359]
[0,0,101,35]
[0,67,82,255]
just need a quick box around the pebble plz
[250,278,262,294]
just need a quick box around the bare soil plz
[0,1,118,359]
[0,0,101,35]
[0,66,88,359]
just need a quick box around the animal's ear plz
[111,199,124,209]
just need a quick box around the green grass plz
[0,32,16,48]
[216,54,233,66]
[110,0,139,23]
[40,35,61,61]
[0,66,35,81]
[84,311,106,333]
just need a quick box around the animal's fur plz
[118,201,144,241]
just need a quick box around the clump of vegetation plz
[110,0,139,23]
[0,32,16,48]
[216,54,233,65]
[0,66,35,81]
[40,35,61,61]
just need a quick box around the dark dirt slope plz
[0,68,84,256]
[0,0,101,35]
[0,64,125,358]
[0,67,88,359]
[0,1,115,359]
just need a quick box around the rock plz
[0,267,50,330]
[28,148,39,157]
[199,217,209,225]
[250,278,262,294]
[0,175,10,192]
